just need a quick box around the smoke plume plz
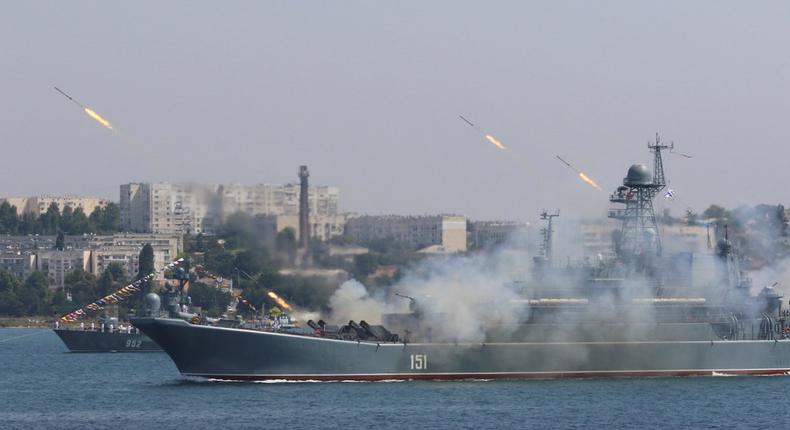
[328,279,390,324]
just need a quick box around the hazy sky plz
[2,1,789,222]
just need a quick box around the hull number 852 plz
[410,354,428,370]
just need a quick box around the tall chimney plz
[298,165,310,248]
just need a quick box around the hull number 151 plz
[410,354,427,370]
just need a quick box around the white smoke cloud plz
[328,279,389,324]
[395,250,528,342]
[325,238,531,342]
[323,208,784,344]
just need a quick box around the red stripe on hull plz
[189,369,790,382]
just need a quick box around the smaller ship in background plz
[53,316,160,352]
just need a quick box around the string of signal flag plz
[59,258,185,322]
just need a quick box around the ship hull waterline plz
[132,317,790,381]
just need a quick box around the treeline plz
[702,204,788,267]
[0,263,132,317]
[188,212,297,278]
[184,212,421,313]
[0,201,120,235]
[0,271,56,316]
[186,212,340,312]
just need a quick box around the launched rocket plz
[556,155,577,172]
[458,115,475,128]
[458,114,506,150]
[54,86,114,131]
[54,86,84,108]
[556,155,603,191]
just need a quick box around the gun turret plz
[395,293,419,314]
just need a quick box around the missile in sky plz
[54,86,84,108]
[555,155,580,173]
[458,115,475,128]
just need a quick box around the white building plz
[577,221,710,257]
[121,182,340,235]
[344,215,467,252]
[468,220,529,250]
[0,195,109,216]
[121,183,219,235]
[35,250,91,289]
[0,233,181,288]
[90,246,172,279]
[259,214,347,242]
[87,233,183,274]
[0,252,36,280]
[219,183,339,217]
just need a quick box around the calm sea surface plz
[2,328,790,429]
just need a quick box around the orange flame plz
[578,172,603,191]
[485,134,506,150]
[83,107,113,130]
[267,291,292,310]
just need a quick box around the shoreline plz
[0,317,54,329]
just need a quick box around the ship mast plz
[532,210,559,279]
[650,132,671,189]
[539,210,560,264]
[608,133,671,270]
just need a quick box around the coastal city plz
[0,167,522,313]
[3,163,758,320]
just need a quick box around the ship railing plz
[608,209,627,219]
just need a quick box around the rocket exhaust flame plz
[578,172,603,191]
[485,134,506,150]
[267,291,292,310]
[556,155,603,191]
[459,115,507,150]
[83,107,114,130]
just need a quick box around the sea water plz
[1,328,788,429]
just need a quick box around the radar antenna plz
[609,133,672,270]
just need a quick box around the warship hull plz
[54,328,161,352]
[132,317,790,381]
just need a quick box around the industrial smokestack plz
[299,165,310,249]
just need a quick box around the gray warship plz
[132,141,790,381]
[54,319,160,353]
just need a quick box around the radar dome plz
[624,164,652,186]
[144,293,161,312]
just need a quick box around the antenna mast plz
[539,210,560,263]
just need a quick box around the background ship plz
[133,138,790,380]
[51,270,193,353]
[53,318,160,353]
